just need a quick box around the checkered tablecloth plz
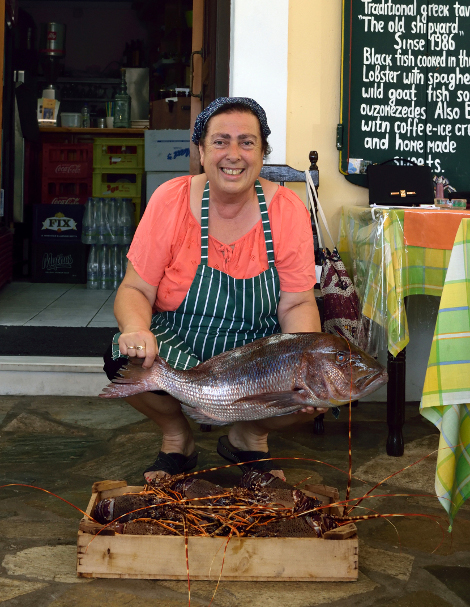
[420,219,470,526]
[338,206,452,356]
[339,208,470,524]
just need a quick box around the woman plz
[104,97,324,483]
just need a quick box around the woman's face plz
[198,111,264,199]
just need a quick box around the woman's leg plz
[229,411,322,451]
[126,392,195,483]
[227,411,323,479]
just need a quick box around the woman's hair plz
[198,102,272,158]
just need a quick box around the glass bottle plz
[113,68,131,128]
[111,245,122,290]
[118,198,135,244]
[81,102,90,128]
[81,197,96,244]
[105,198,119,244]
[95,198,107,245]
[87,245,99,289]
[98,244,112,290]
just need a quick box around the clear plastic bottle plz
[81,197,96,244]
[81,102,90,128]
[98,244,112,290]
[86,245,99,289]
[95,198,107,245]
[118,198,135,244]
[111,245,122,290]
[106,198,119,244]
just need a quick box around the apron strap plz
[255,179,276,267]
[200,179,275,268]
[200,181,210,265]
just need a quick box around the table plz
[338,206,470,456]
[420,218,470,527]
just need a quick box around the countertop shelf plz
[39,127,147,134]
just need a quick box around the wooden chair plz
[200,151,325,435]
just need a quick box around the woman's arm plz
[277,288,321,333]
[114,261,158,368]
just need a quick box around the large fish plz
[100,333,388,425]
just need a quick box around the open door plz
[189,0,230,174]
[0,0,6,188]
[0,0,16,291]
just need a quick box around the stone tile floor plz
[0,283,116,328]
[0,396,469,606]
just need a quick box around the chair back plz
[260,151,319,187]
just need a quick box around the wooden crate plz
[77,480,358,582]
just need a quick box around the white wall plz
[229,0,289,164]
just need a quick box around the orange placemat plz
[403,209,470,249]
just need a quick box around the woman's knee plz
[126,392,183,417]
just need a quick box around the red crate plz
[42,143,93,180]
[41,178,92,204]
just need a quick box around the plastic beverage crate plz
[92,169,143,198]
[42,178,93,205]
[42,143,93,180]
[93,138,144,170]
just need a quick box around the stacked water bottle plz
[81,197,135,290]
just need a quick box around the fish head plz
[307,334,388,405]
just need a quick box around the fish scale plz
[100,333,388,424]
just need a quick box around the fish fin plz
[180,404,229,426]
[233,390,309,409]
[99,360,164,399]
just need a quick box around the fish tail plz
[99,358,167,399]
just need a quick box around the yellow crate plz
[92,169,143,198]
[93,138,144,170]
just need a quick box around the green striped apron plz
[112,180,280,368]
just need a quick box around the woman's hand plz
[114,262,159,369]
[118,327,158,369]
[299,406,328,415]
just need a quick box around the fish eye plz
[336,352,348,363]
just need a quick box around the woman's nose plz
[225,141,241,160]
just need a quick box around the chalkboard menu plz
[339,0,470,191]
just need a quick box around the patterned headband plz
[191,97,271,145]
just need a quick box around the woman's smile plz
[220,167,245,175]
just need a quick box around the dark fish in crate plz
[93,493,164,525]
[100,333,388,425]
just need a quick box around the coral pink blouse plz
[128,175,316,313]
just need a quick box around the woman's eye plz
[336,353,348,363]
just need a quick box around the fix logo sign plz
[42,211,78,233]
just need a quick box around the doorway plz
[0,0,230,356]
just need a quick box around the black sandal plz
[217,435,277,473]
[143,451,198,481]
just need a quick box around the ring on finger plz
[127,346,136,349]
[135,345,145,351]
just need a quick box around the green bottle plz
[113,68,131,128]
